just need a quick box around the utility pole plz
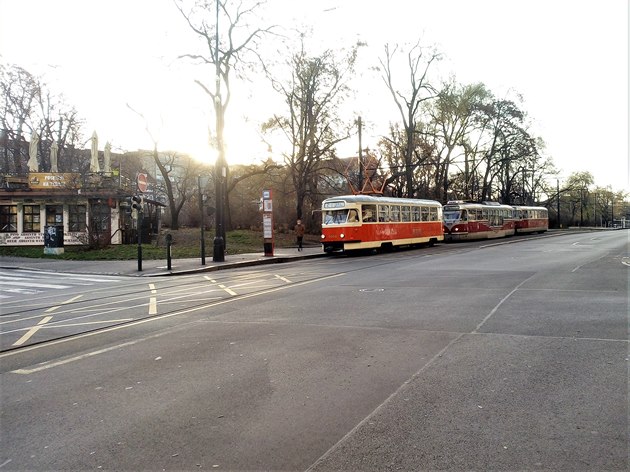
[556,179,561,228]
[213,0,226,262]
[357,116,363,193]
[199,175,206,265]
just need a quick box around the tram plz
[320,195,443,253]
[442,201,517,241]
[443,201,549,241]
[513,205,549,234]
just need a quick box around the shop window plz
[46,205,64,225]
[69,205,87,232]
[23,205,41,232]
[0,205,17,232]
[90,202,111,235]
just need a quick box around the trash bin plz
[44,225,64,255]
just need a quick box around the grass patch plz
[0,228,321,260]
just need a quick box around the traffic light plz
[131,195,144,212]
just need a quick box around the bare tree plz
[35,89,84,172]
[0,64,41,173]
[427,80,489,201]
[379,41,440,198]
[263,39,360,223]
[174,0,275,246]
[127,104,204,230]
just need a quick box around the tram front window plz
[443,211,461,222]
[324,209,349,225]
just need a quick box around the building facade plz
[0,172,138,247]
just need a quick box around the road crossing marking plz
[0,279,71,290]
[6,272,346,370]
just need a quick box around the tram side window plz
[421,207,429,221]
[378,205,389,222]
[429,207,438,221]
[412,206,421,221]
[401,206,411,222]
[23,205,41,232]
[0,205,17,232]
[362,205,376,222]
[390,206,401,222]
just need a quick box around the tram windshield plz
[443,210,461,222]
[323,209,355,225]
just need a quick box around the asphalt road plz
[0,230,628,471]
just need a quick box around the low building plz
[0,171,153,247]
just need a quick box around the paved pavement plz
[0,245,326,277]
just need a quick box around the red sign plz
[137,173,148,193]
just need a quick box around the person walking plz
[294,219,305,251]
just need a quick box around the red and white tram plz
[442,201,517,241]
[320,195,443,253]
[513,205,548,234]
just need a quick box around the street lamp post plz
[212,0,226,263]
[198,175,206,265]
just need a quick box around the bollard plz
[165,233,173,270]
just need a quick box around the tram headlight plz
[454,227,459,232]
[340,233,345,238]
[321,234,325,239]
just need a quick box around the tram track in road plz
[0,231,565,355]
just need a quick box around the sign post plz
[262,189,274,256]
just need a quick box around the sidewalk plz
[0,245,326,277]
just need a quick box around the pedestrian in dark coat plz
[294,219,305,251]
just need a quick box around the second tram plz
[443,201,548,241]
[514,205,549,234]
[320,195,443,253]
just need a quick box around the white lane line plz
[12,336,158,374]
[12,316,53,346]
[6,273,346,370]
[149,298,157,315]
[148,284,158,315]
[472,274,536,333]
[275,274,292,283]
[204,276,237,296]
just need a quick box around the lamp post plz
[198,174,206,265]
[212,0,226,262]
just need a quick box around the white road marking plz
[0,280,71,289]
[275,274,292,283]
[13,316,53,346]
[6,273,346,370]
[205,277,238,296]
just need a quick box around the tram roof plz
[322,195,442,206]
[513,205,548,211]
[443,201,514,210]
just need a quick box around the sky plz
[0,0,628,192]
